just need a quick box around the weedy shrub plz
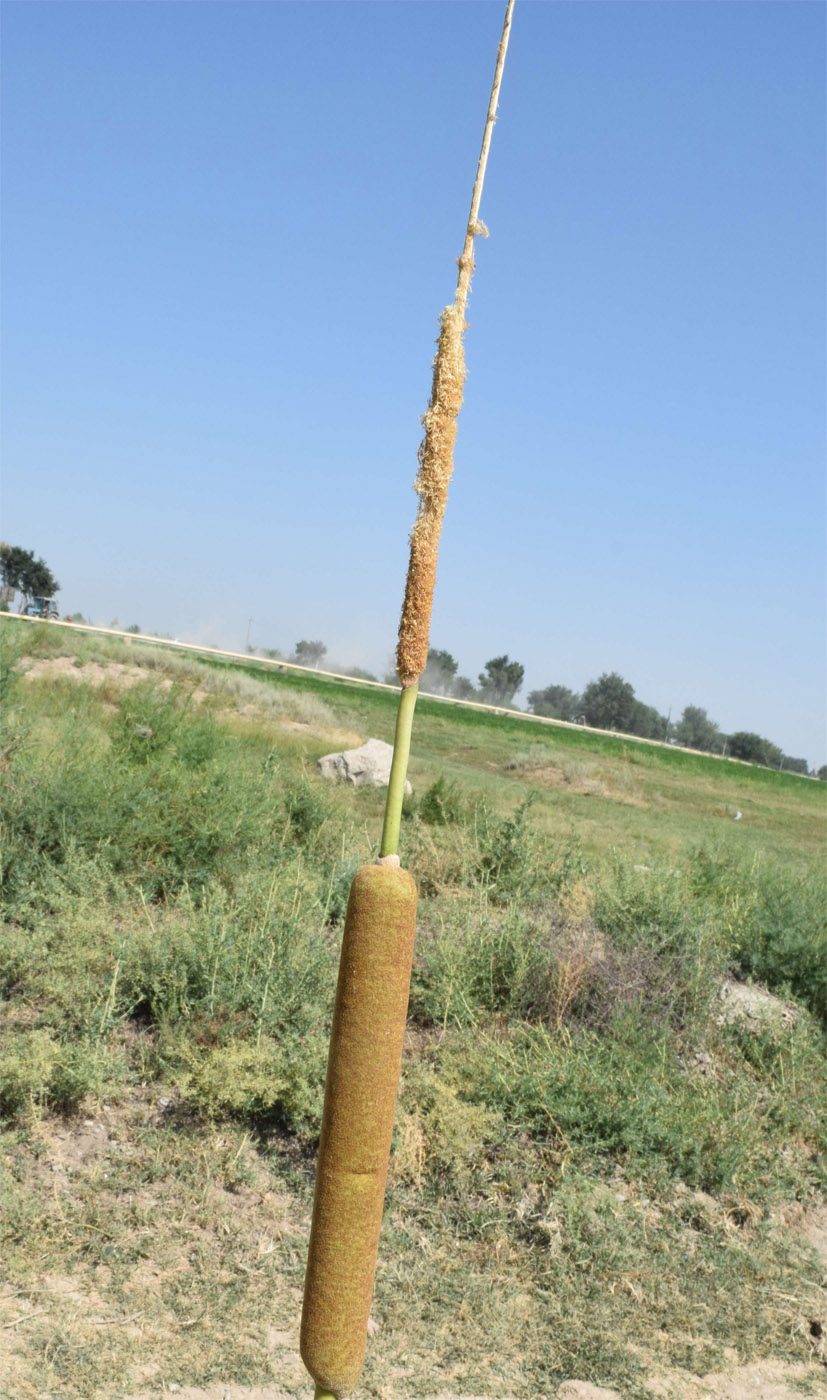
[278,769,333,848]
[0,715,114,906]
[412,833,692,1034]
[1,676,346,905]
[0,626,26,705]
[410,774,586,903]
[403,815,480,897]
[436,1018,827,1198]
[0,1026,105,1119]
[110,680,196,763]
[0,853,128,1023]
[731,871,826,1028]
[590,859,722,1034]
[592,858,694,952]
[117,869,335,1041]
[107,761,271,900]
[418,775,466,826]
[689,846,827,1028]
[543,914,605,1031]
[474,795,547,901]
[574,936,707,1035]
[180,1033,327,1138]
[322,854,363,926]
[394,1064,497,1187]
[410,899,556,1026]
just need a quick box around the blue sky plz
[3,1,825,765]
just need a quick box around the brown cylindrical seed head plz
[300,863,418,1397]
[396,303,466,687]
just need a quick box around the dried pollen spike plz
[396,303,467,688]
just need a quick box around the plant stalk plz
[455,0,515,319]
[379,682,418,857]
[380,0,515,846]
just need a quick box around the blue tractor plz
[23,596,59,620]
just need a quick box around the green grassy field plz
[1,620,825,1399]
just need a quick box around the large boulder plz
[317,737,412,795]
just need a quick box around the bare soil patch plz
[644,1359,826,1400]
[22,656,150,688]
[3,1095,825,1399]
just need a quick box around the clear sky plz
[3,1,825,766]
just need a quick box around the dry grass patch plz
[504,749,652,809]
[0,1098,311,1399]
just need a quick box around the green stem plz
[380,683,418,857]
[314,1388,336,1400]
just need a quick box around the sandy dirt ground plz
[114,1359,827,1400]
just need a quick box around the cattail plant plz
[300,5,515,1396]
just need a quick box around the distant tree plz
[25,558,60,605]
[478,655,524,707]
[126,624,141,634]
[581,672,637,732]
[261,648,283,660]
[452,675,477,700]
[292,640,326,668]
[675,705,720,752]
[421,648,459,696]
[781,755,809,776]
[0,544,29,602]
[527,683,581,722]
[817,766,827,782]
[628,700,668,740]
[728,731,783,768]
[346,667,377,682]
[0,544,59,609]
[764,741,785,769]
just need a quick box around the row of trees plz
[421,649,526,706]
[248,639,328,666]
[249,642,529,707]
[529,672,666,740]
[263,637,815,775]
[0,544,60,610]
[418,648,815,776]
[527,671,812,775]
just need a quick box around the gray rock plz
[717,978,798,1032]
[317,737,412,795]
